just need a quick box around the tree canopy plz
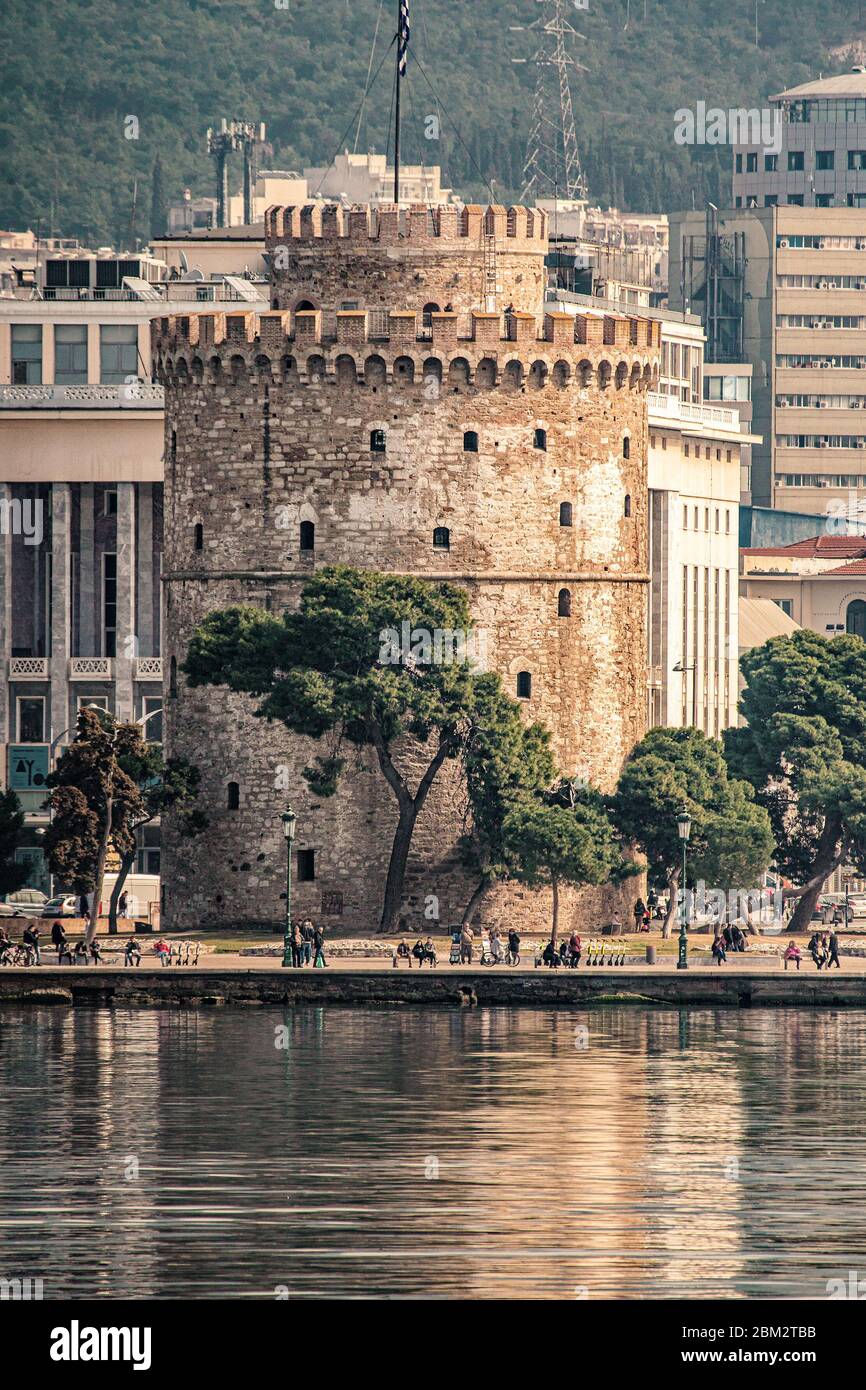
[724,629,866,931]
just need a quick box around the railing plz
[0,384,164,409]
[647,391,740,430]
[8,657,48,679]
[135,656,162,680]
[68,657,113,679]
[40,284,267,304]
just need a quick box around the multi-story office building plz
[0,257,267,890]
[732,69,866,211]
[672,204,866,515]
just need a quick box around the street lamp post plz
[280,805,297,968]
[677,807,692,970]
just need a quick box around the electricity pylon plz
[511,0,588,202]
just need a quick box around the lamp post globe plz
[280,805,297,968]
[676,808,691,971]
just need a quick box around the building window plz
[557,588,571,617]
[849,152,866,171]
[102,552,117,658]
[623,436,631,459]
[725,510,730,534]
[463,430,479,452]
[297,848,316,881]
[775,598,794,618]
[788,151,805,172]
[370,428,386,453]
[17,696,45,743]
[433,526,450,550]
[765,195,778,207]
[847,599,866,638]
[78,695,109,714]
[533,428,547,450]
[815,194,832,208]
[99,324,138,384]
[746,152,758,173]
[299,520,315,551]
[54,325,88,385]
[559,501,573,527]
[715,509,719,532]
[788,194,804,206]
[227,782,240,810]
[422,301,440,328]
[516,671,532,699]
[817,150,835,171]
[11,325,42,385]
[194,523,203,551]
[142,696,163,744]
[624,494,632,518]
[683,505,688,529]
[765,154,778,172]
[102,488,118,517]
[735,154,743,173]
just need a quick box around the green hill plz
[1,0,863,245]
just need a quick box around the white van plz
[101,874,160,923]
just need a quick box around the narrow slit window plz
[559,501,573,527]
[194,522,203,550]
[227,782,240,810]
[463,430,479,452]
[558,588,572,617]
[624,495,632,517]
[299,520,315,551]
[517,671,532,699]
[370,428,386,453]
[433,526,450,550]
[534,428,547,450]
[297,849,316,881]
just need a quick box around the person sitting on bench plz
[124,938,142,967]
[393,938,412,968]
[419,936,438,968]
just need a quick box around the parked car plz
[0,888,48,917]
[40,895,80,919]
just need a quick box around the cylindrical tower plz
[154,202,660,932]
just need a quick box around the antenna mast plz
[511,0,588,202]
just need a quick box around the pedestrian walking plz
[118,891,129,920]
[808,932,826,970]
[290,920,304,968]
[301,919,314,966]
[22,922,41,965]
[633,897,646,933]
[827,929,841,970]
[507,928,521,965]
[712,931,727,965]
[313,924,327,968]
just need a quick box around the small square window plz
[370,429,386,454]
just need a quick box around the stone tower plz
[154,203,660,931]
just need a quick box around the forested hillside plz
[1,0,864,245]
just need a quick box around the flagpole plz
[393,0,402,203]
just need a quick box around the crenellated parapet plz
[264,202,548,249]
[152,307,661,391]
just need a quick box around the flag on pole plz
[398,0,410,75]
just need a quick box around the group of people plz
[451,925,522,965]
[805,931,842,971]
[287,919,327,968]
[711,923,750,963]
[539,933,583,968]
[393,937,439,967]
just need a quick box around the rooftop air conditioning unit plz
[820,360,833,368]
[818,281,830,290]
[852,400,863,408]
[779,238,791,248]
[858,239,866,250]
[858,282,866,290]
[816,399,826,407]
[858,440,866,448]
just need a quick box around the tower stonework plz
[155,203,660,932]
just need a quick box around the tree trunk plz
[108,849,135,936]
[87,789,113,947]
[661,867,679,940]
[550,877,560,952]
[378,806,417,935]
[462,877,491,928]
[784,818,846,933]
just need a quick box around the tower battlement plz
[264,202,548,249]
[152,307,661,366]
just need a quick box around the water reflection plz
[0,1006,865,1298]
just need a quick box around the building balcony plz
[0,383,163,410]
[68,657,113,679]
[135,656,162,681]
[647,392,741,430]
[8,657,48,680]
